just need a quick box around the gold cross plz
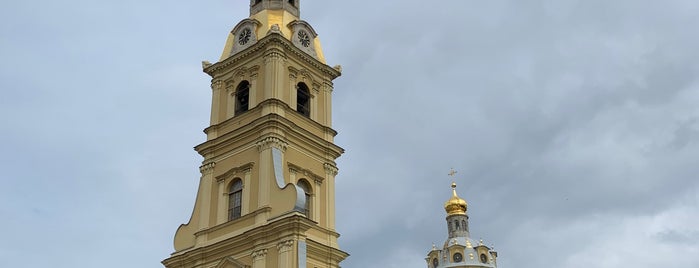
[448,168,458,178]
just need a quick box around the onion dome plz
[444,182,468,215]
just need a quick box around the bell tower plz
[162,1,347,267]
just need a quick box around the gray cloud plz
[1,0,698,268]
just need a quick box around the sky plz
[1,0,698,267]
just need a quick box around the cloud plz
[2,0,698,268]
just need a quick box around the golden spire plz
[444,169,468,215]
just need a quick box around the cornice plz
[165,213,343,267]
[306,239,350,263]
[196,99,344,160]
[203,32,341,80]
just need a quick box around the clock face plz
[453,253,463,263]
[238,28,252,45]
[298,30,311,47]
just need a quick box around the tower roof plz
[444,182,468,216]
[218,0,328,63]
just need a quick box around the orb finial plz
[444,170,467,215]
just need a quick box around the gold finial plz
[444,170,468,216]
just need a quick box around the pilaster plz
[249,73,259,108]
[263,49,287,101]
[277,239,295,268]
[323,163,338,231]
[209,80,224,138]
[322,81,333,128]
[313,179,322,223]
[255,136,289,224]
[251,248,268,268]
[197,162,216,243]
[216,177,227,225]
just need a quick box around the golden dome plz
[444,182,468,215]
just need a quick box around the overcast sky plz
[2,0,698,267]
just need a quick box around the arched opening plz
[228,179,243,221]
[297,179,312,218]
[296,83,310,117]
[253,0,262,5]
[288,0,295,6]
[235,81,250,115]
[480,254,488,264]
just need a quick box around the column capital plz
[212,80,224,90]
[277,239,294,252]
[256,136,288,152]
[251,248,268,260]
[199,162,216,175]
[324,163,338,176]
[263,50,287,64]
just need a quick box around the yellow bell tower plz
[162,1,348,267]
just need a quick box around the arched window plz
[296,83,310,118]
[228,179,243,221]
[480,254,488,264]
[235,81,250,116]
[288,0,295,6]
[297,179,312,217]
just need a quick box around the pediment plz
[288,20,319,60]
[215,257,250,268]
